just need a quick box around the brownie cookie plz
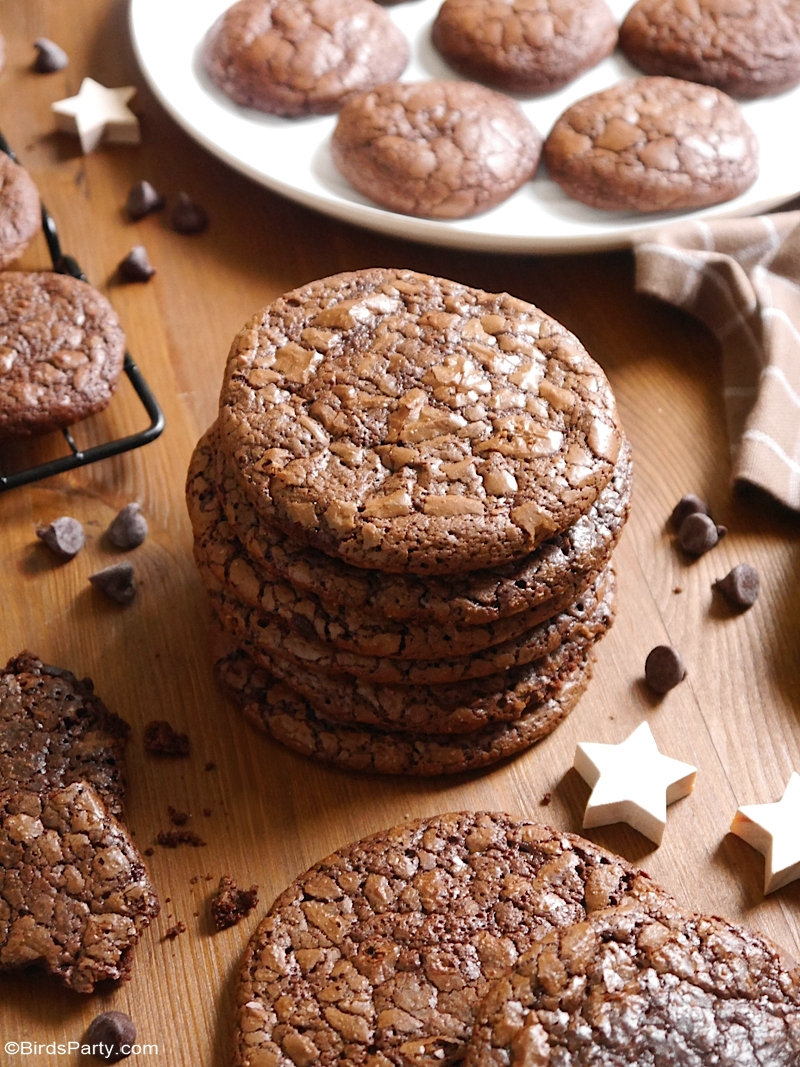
[216,636,593,773]
[330,79,542,219]
[216,268,624,574]
[0,153,40,269]
[0,782,159,993]
[191,427,631,627]
[432,0,618,95]
[0,652,130,818]
[620,0,800,100]
[543,76,759,213]
[465,900,800,1065]
[212,574,612,734]
[232,812,673,1065]
[0,271,126,439]
[202,0,410,117]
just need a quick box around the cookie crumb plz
[143,719,190,757]
[35,515,85,559]
[156,829,206,848]
[204,761,217,771]
[210,875,259,930]
[89,561,136,604]
[167,805,190,826]
[85,1011,136,1063]
[162,921,186,940]
[539,792,552,806]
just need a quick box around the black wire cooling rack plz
[0,131,165,492]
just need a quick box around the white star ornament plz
[730,772,800,894]
[52,77,140,153]
[573,721,697,845]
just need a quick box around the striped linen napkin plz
[634,210,800,511]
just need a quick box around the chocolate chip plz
[35,515,85,559]
[89,561,136,604]
[118,245,155,282]
[677,512,725,556]
[170,192,209,234]
[125,180,165,220]
[670,493,709,529]
[85,1010,136,1063]
[32,37,68,73]
[713,562,760,610]
[644,644,686,694]
[107,502,148,548]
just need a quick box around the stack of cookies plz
[186,267,631,775]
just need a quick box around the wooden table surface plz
[2,2,800,1063]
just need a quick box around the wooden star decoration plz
[52,77,140,153]
[730,772,800,894]
[573,721,697,845]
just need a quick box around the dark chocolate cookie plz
[543,76,759,213]
[0,783,159,993]
[0,153,40,269]
[620,0,800,100]
[432,0,618,94]
[216,634,594,773]
[330,79,542,219]
[216,268,624,574]
[0,271,126,439]
[0,651,130,817]
[232,811,673,1065]
[202,0,410,116]
[189,427,631,628]
[465,899,800,1065]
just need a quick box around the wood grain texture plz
[2,2,800,1063]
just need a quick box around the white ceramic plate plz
[129,0,800,253]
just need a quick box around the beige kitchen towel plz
[634,210,800,511]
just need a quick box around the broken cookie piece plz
[0,782,159,993]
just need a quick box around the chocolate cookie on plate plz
[620,0,800,100]
[543,76,759,212]
[330,79,542,219]
[202,0,410,116]
[432,0,618,94]
[0,271,126,439]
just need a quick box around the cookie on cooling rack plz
[0,271,126,439]
[0,152,40,269]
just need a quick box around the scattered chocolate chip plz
[106,502,148,549]
[143,719,190,757]
[713,562,760,610]
[170,191,209,234]
[35,515,85,558]
[125,179,165,220]
[210,875,259,930]
[117,245,155,282]
[677,512,726,556]
[162,921,186,940]
[156,829,206,848]
[85,1010,136,1063]
[644,644,686,694]
[670,493,709,529]
[89,561,136,604]
[33,37,68,73]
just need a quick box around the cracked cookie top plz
[217,268,623,575]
